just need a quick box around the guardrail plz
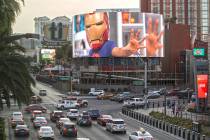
[122,107,209,140]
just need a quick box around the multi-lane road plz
[4,81,183,140]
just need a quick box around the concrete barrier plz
[178,126,182,137]
[156,119,159,128]
[170,124,173,134]
[182,128,186,139]
[149,117,153,125]
[186,129,191,140]
[162,122,165,131]
[202,135,206,140]
[138,113,141,121]
[191,131,195,140]
[166,123,169,132]
[159,120,162,129]
[195,132,200,140]
[173,125,177,136]
[152,118,155,127]
[141,114,144,122]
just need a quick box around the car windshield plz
[113,121,124,124]
[89,110,99,114]
[16,125,27,129]
[35,117,45,121]
[71,110,78,113]
[64,124,75,128]
[82,115,90,119]
[41,128,51,132]
[55,112,64,115]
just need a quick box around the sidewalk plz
[135,107,210,122]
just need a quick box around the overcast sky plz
[13,0,139,33]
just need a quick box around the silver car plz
[106,118,126,134]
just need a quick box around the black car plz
[14,125,29,137]
[87,109,100,120]
[77,115,92,126]
[50,110,65,122]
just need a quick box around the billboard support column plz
[144,58,148,95]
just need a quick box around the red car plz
[97,115,112,126]
[24,104,47,113]
[60,122,77,137]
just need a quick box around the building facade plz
[140,0,209,41]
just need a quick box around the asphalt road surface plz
[5,81,183,140]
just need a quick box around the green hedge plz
[0,118,6,140]
[149,111,193,129]
[149,111,210,137]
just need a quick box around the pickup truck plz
[123,98,145,108]
[88,90,104,96]
[56,100,79,110]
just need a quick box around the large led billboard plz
[41,49,56,60]
[197,75,208,99]
[72,12,164,58]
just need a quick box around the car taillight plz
[63,128,67,133]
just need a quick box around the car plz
[24,104,47,113]
[11,118,24,128]
[56,118,71,129]
[97,93,114,100]
[67,109,79,120]
[30,95,42,103]
[145,91,161,99]
[60,122,77,137]
[77,99,88,107]
[88,90,104,96]
[67,91,80,96]
[56,99,79,110]
[116,94,134,103]
[77,138,90,140]
[38,126,54,140]
[97,115,112,126]
[39,90,47,96]
[50,110,65,122]
[106,118,126,134]
[33,117,47,128]
[129,128,153,140]
[11,112,23,120]
[31,110,42,121]
[87,109,100,120]
[77,114,92,126]
[123,98,145,108]
[14,125,29,137]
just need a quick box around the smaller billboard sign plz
[197,75,208,99]
[193,48,205,57]
[41,49,56,60]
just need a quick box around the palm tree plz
[0,0,36,108]
[0,43,35,108]
[0,0,24,38]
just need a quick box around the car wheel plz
[61,106,64,110]
[129,136,132,140]
[123,131,126,134]
[84,103,88,107]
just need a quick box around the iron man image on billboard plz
[72,12,164,58]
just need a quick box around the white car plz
[33,117,47,128]
[38,126,54,140]
[12,112,23,120]
[123,98,145,107]
[106,118,126,134]
[88,90,104,96]
[67,109,79,119]
[56,100,79,110]
[129,128,153,140]
[67,91,80,96]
